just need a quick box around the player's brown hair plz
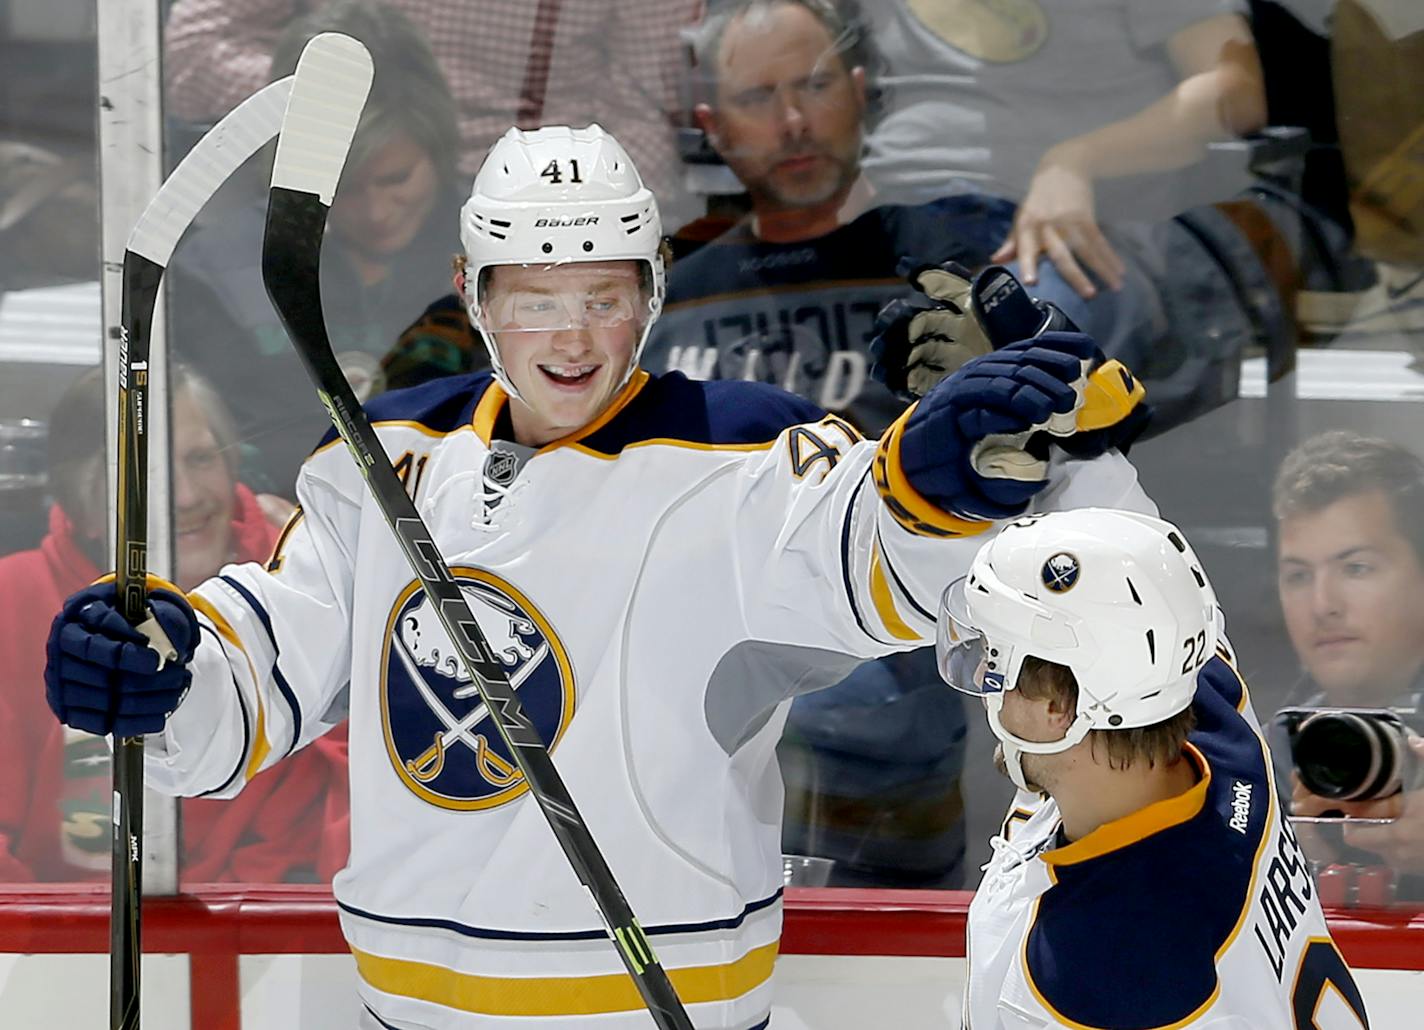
[1016,655,1197,771]
[1272,430,1424,564]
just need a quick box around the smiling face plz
[1278,489,1424,704]
[479,260,646,446]
[697,1,865,214]
[172,390,237,588]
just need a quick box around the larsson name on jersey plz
[1252,813,1315,980]
[380,568,576,811]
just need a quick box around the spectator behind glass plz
[658,0,1295,434]
[1305,0,1424,337]
[162,0,702,226]
[1269,430,1424,902]
[168,0,463,497]
[840,1,1360,429]
[651,0,1030,435]
[0,366,347,882]
[859,0,1268,294]
[651,0,994,888]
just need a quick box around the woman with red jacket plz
[0,366,347,883]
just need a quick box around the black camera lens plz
[1293,712,1410,802]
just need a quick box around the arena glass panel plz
[147,0,1424,909]
[4,0,1420,1008]
[0,0,185,891]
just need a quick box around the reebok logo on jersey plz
[534,216,599,227]
[1229,780,1253,833]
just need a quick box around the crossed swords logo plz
[392,599,551,787]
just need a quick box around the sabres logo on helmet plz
[381,569,574,810]
[1041,552,1081,594]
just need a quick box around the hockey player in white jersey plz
[939,508,1371,1029]
[46,125,1152,1030]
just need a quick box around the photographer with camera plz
[1271,430,1424,903]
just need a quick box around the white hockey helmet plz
[937,509,1218,786]
[459,125,665,397]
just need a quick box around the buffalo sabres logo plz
[381,569,574,810]
[1041,552,1081,593]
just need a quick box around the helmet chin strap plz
[999,738,1033,792]
[985,693,1093,791]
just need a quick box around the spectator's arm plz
[993,13,1266,297]
[164,0,302,123]
[1051,14,1266,185]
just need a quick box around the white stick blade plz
[126,76,294,266]
[271,32,374,205]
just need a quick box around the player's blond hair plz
[1017,655,1196,771]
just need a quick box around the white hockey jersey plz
[145,369,1152,1029]
[965,653,1371,1030]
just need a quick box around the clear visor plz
[936,578,1002,696]
[479,262,647,333]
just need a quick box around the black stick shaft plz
[263,187,693,1029]
[112,252,163,1030]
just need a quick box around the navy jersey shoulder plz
[1025,656,1273,1028]
[579,371,829,456]
[314,373,494,450]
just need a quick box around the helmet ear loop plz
[983,688,1093,758]
[621,265,666,389]
[463,271,525,403]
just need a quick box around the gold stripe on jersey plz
[265,506,304,574]
[565,437,777,461]
[872,406,992,540]
[307,419,473,462]
[352,939,778,1018]
[188,591,272,781]
[868,539,920,641]
[471,369,652,449]
[1218,652,1252,714]
[1042,745,1210,868]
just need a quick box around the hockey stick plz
[261,34,694,1030]
[111,75,293,1030]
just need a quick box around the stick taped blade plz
[126,76,294,266]
[271,33,373,205]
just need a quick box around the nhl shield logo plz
[486,449,518,486]
[1041,552,1081,594]
[381,569,575,810]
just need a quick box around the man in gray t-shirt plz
[862,0,1266,299]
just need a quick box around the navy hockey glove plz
[897,333,1098,521]
[870,262,1078,400]
[45,581,199,737]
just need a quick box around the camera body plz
[1277,706,1424,802]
